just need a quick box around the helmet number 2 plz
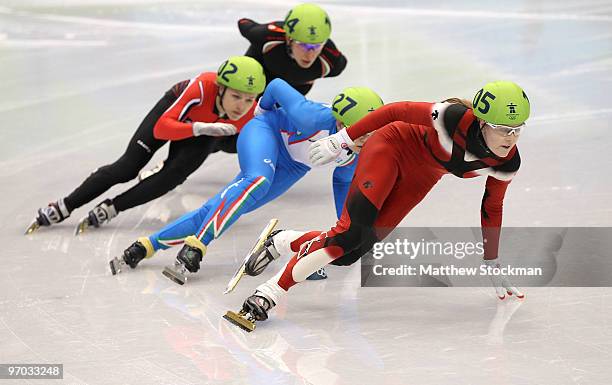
[473,89,496,114]
[332,93,357,116]
[218,62,238,82]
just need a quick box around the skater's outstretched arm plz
[480,148,520,260]
[481,176,512,260]
[153,75,211,141]
[481,175,526,299]
[259,78,332,134]
[346,101,435,140]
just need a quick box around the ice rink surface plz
[1,0,612,384]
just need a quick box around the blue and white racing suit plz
[148,78,357,250]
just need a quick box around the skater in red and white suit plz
[238,81,532,322]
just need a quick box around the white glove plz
[308,128,355,166]
[192,122,237,137]
[484,259,525,300]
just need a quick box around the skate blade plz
[223,310,255,332]
[109,257,125,275]
[24,219,41,235]
[162,266,186,285]
[74,217,90,236]
[224,218,278,294]
[224,266,246,294]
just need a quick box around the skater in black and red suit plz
[26,4,347,236]
[25,57,265,235]
[239,3,347,95]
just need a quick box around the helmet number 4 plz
[285,18,299,33]
[473,89,496,114]
[332,93,357,116]
[218,62,238,82]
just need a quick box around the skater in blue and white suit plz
[112,78,383,282]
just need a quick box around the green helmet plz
[216,56,266,94]
[472,81,530,125]
[283,3,331,44]
[331,87,384,127]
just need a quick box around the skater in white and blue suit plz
[112,78,383,283]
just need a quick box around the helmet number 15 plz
[473,89,496,114]
[332,93,357,116]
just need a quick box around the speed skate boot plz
[224,219,279,294]
[244,228,327,280]
[162,235,206,285]
[109,237,154,275]
[24,199,70,234]
[223,291,276,332]
[244,229,284,276]
[75,199,117,235]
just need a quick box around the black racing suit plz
[238,18,347,95]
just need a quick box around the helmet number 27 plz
[473,89,496,114]
[332,93,357,116]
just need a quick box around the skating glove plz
[484,258,525,300]
[351,132,373,154]
[192,122,237,137]
[309,128,355,166]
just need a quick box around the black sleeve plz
[320,39,348,78]
[237,19,346,95]
[213,134,238,154]
[238,18,264,43]
[292,83,313,95]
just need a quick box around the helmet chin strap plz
[285,38,296,61]
[477,122,496,157]
[216,86,228,118]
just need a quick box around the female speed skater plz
[124,2,348,221]
[225,81,531,331]
[25,56,265,235]
[109,78,384,285]
[239,3,347,96]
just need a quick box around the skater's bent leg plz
[112,135,217,212]
[148,205,212,251]
[147,172,250,251]
[264,137,402,293]
[254,242,340,305]
[194,118,281,245]
[278,230,322,256]
[63,93,173,211]
[330,235,379,266]
[195,173,273,245]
